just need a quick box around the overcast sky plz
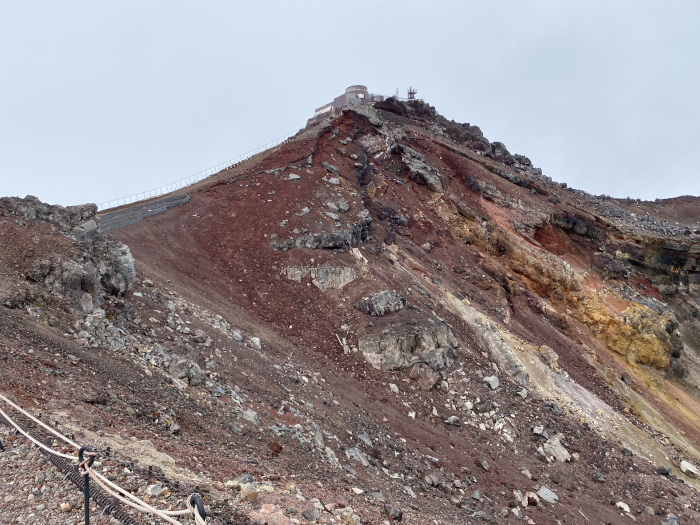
[1,1,699,207]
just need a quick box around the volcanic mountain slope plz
[1,98,700,525]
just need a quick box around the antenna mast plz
[407,86,417,100]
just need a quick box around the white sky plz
[1,1,699,207]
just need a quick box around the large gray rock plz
[489,141,515,165]
[168,356,191,380]
[270,211,372,252]
[483,376,500,390]
[391,144,444,192]
[543,433,571,463]
[358,322,457,371]
[354,290,406,316]
[537,486,558,504]
[345,447,370,467]
[301,508,321,522]
[409,363,441,390]
[322,162,340,176]
[680,460,699,478]
[241,409,259,426]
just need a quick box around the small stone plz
[232,329,243,342]
[226,473,254,490]
[483,376,499,389]
[471,490,481,500]
[322,162,340,176]
[680,460,699,478]
[242,409,259,426]
[616,501,630,513]
[357,433,372,447]
[346,447,370,467]
[146,484,162,497]
[301,508,320,522]
[288,173,301,181]
[389,383,399,394]
[247,337,262,350]
[240,483,258,502]
[444,416,462,427]
[537,486,558,504]
[296,207,311,217]
[351,487,364,494]
[523,491,539,507]
[478,459,489,472]
[328,177,340,186]
[60,502,71,512]
[384,503,403,521]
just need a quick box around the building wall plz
[333,85,371,109]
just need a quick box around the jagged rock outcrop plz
[281,264,357,291]
[1,195,135,317]
[269,210,372,252]
[391,144,444,192]
[354,290,406,316]
[358,322,458,371]
[0,195,100,241]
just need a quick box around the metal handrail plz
[97,128,301,211]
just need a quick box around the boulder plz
[680,460,699,478]
[358,323,457,371]
[168,357,190,380]
[345,447,370,467]
[391,144,443,192]
[322,162,340,176]
[354,290,406,316]
[537,486,558,504]
[281,264,356,291]
[409,363,441,390]
[301,508,321,522]
[240,483,258,503]
[384,503,403,521]
[483,376,500,390]
[241,409,259,426]
[250,504,292,525]
[190,330,207,343]
[543,433,571,463]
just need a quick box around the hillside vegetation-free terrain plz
[1,98,700,525]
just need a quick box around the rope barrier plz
[0,404,77,461]
[0,391,80,449]
[0,396,208,524]
[97,128,302,211]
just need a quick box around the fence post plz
[78,446,95,525]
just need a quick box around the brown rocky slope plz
[1,98,700,524]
